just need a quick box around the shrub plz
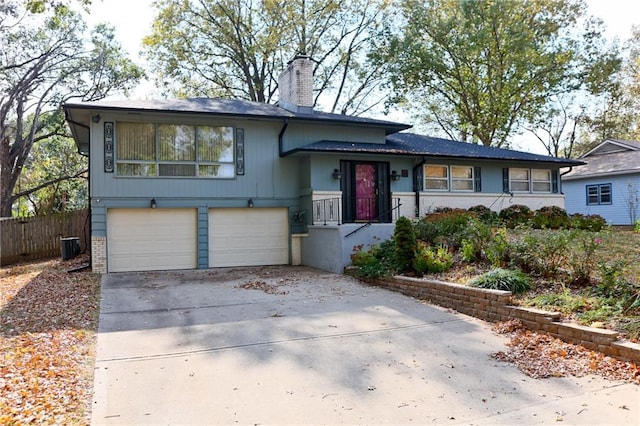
[468,205,499,224]
[469,268,531,294]
[570,213,607,231]
[635,219,640,234]
[415,209,475,248]
[454,218,494,262]
[532,206,570,229]
[460,239,476,263]
[394,216,417,273]
[566,232,605,286]
[350,240,397,278]
[484,227,509,267]
[499,204,533,228]
[413,243,453,275]
[507,229,571,278]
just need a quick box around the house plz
[562,139,640,225]
[64,56,582,274]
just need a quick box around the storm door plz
[341,161,391,223]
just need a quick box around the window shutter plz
[474,167,481,192]
[551,170,559,193]
[502,168,510,193]
[414,166,423,191]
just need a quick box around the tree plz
[143,0,391,115]
[14,115,88,216]
[375,0,614,148]
[0,2,143,217]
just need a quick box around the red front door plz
[355,163,377,221]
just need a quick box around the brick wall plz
[352,273,640,364]
[91,236,107,274]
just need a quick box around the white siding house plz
[563,139,640,225]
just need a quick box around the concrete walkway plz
[92,266,639,425]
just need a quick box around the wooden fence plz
[0,209,90,266]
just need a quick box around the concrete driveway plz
[92,266,639,425]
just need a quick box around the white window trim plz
[424,165,474,192]
[531,169,552,193]
[509,168,552,194]
[450,165,475,192]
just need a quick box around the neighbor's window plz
[116,122,234,177]
[424,165,449,190]
[586,183,612,205]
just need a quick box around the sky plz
[81,0,640,152]
[84,0,640,97]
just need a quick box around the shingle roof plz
[64,97,410,134]
[287,132,583,166]
[562,149,640,180]
[562,139,640,179]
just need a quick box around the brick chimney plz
[278,55,314,114]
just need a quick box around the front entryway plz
[340,160,391,223]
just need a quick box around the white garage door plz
[107,209,197,273]
[209,208,289,267]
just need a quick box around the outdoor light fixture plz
[332,168,342,179]
[247,198,254,208]
[391,170,401,181]
[150,198,157,209]
[92,113,101,123]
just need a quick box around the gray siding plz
[282,123,386,153]
[90,113,299,200]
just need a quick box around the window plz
[509,168,530,192]
[532,169,551,193]
[508,168,552,193]
[424,165,474,192]
[424,165,449,190]
[451,166,474,191]
[116,122,235,177]
[586,184,612,205]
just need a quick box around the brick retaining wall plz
[352,272,640,364]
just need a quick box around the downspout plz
[560,166,573,195]
[413,157,428,218]
[278,118,289,157]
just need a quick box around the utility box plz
[60,237,80,260]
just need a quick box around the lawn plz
[0,256,100,425]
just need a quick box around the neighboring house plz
[64,56,582,274]
[563,139,640,225]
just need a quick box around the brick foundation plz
[91,236,107,274]
[349,272,640,364]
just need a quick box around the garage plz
[107,208,197,273]
[209,208,289,267]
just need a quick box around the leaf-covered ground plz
[0,256,100,425]
[1,255,638,425]
[492,320,640,384]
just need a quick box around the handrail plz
[345,198,402,238]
